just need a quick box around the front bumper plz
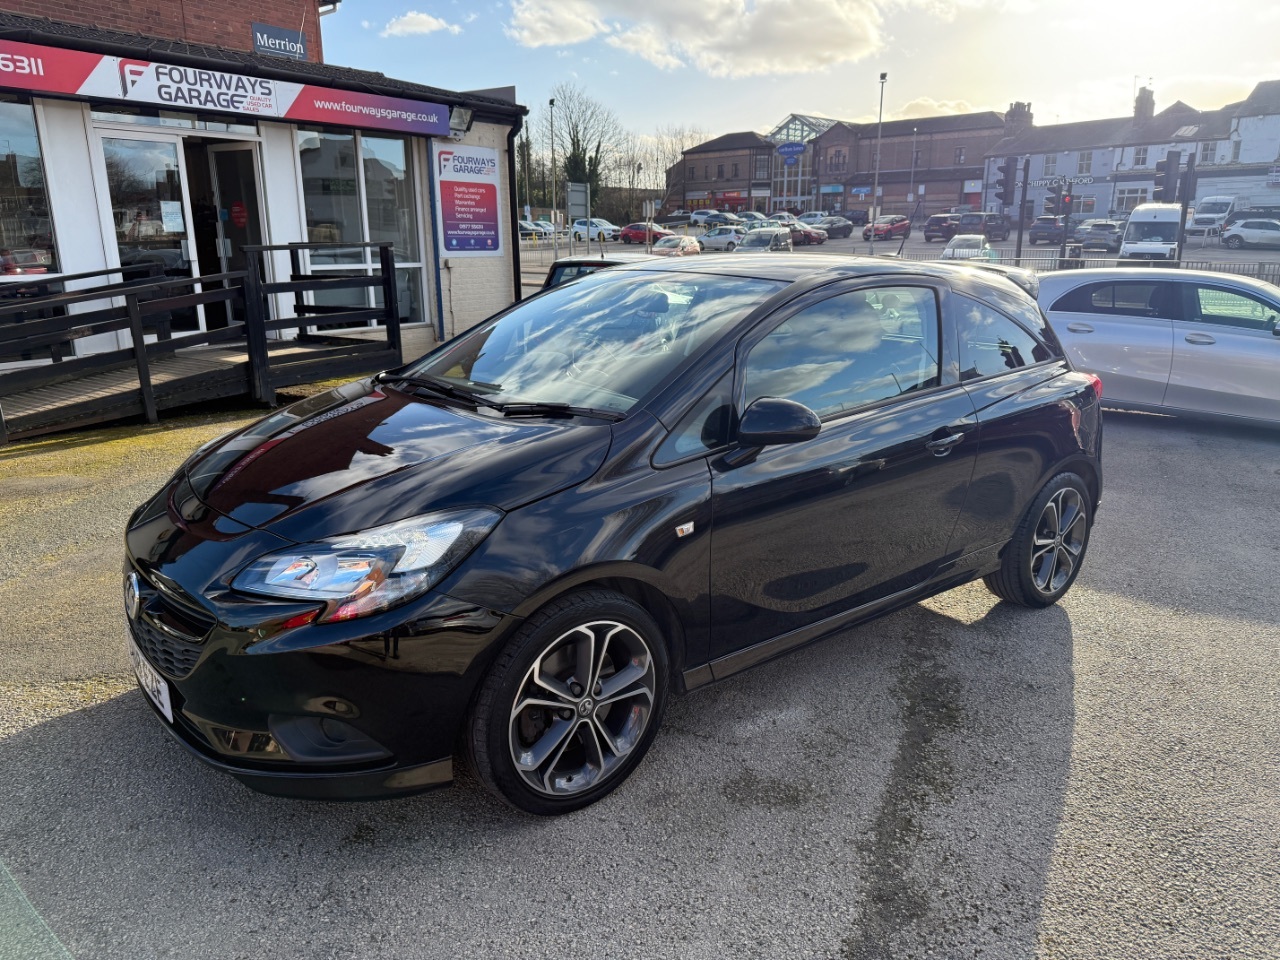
[124,551,517,800]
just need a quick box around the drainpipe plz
[426,137,447,343]
[507,118,524,302]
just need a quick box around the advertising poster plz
[432,143,503,257]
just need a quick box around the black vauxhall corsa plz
[124,256,1103,815]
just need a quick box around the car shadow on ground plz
[0,591,1076,959]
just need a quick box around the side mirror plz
[737,397,821,447]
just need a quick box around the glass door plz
[98,133,202,331]
[208,143,264,325]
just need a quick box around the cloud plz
[465,12,478,22]
[506,0,611,46]
[898,97,978,118]
[506,0,882,77]
[381,11,463,37]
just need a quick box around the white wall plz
[428,120,518,341]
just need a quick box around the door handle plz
[1066,322,1094,333]
[1184,333,1216,345]
[925,432,965,456]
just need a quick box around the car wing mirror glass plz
[737,397,821,447]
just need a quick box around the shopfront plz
[0,21,524,355]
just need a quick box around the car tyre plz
[1225,235,1243,249]
[984,472,1092,608]
[726,242,735,251]
[467,589,670,815]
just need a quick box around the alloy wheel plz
[1030,487,1087,595]
[508,620,656,797]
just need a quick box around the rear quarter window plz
[954,295,1054,381]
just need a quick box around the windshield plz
[1198,201,1231,214]
[741,232,774,247]
[1124,222,1178,242]
[406,270,784,415]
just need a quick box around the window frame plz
[1133,146,1148,167]
[293,126,428,328]
[950,291,1059,386]
[1042,154,1057,176]
[1178,281,1280,332]
[1077,151,1093,176]
[734,278,949,424]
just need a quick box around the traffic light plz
[1062,194,1073,216]
[1045,183,1061,214]
[996,156,1017,204]
[1153,150,1181,202]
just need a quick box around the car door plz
[1165,280,1280,421]
[1043,279,1177,406]
[708,280,977,664]
[1257,221,1280,247]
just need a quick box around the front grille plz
[130,615,205,678]
[127,567,216,679]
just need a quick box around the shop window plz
[296,127,424,325]
[0,95,59,273]
[1078,196,1096,214]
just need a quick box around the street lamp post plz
[868,71,887,256]
[908,126,918,222]
[549,97,558,257]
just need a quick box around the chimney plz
[1005,101,1034,134]
[1134,87,1155,122]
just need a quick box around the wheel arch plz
[506,564,694,692]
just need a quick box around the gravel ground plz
[0,404,1276,960]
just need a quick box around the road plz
[0,398,1277,959]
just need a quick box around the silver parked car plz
[699,226,747,252]
[1037,267,1280,424]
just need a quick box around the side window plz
[742,286,941,418]
[654,373,734,465]
[1185,286,1280,332]
[955,296,1053,381]
[1051,282,1174,319]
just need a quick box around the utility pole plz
[907,126,918,221]
[1177,153,1197,256]
[549,97,558,258]
[1014,157,1029,263]
[868,71,887,255]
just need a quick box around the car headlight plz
[231,507,502,623]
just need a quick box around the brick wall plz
[5,0,324,62]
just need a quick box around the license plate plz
[128,635,173,723]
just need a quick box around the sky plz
[319,1,1278,137]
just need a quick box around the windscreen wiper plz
[377,373,503,410]
[496,401,623,422]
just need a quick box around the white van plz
[1119,203,1182,261]
[1185,196,1239,235]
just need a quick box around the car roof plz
[1036,266,1280,300]
[549,252,659,267]
[606,252,1041,296]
